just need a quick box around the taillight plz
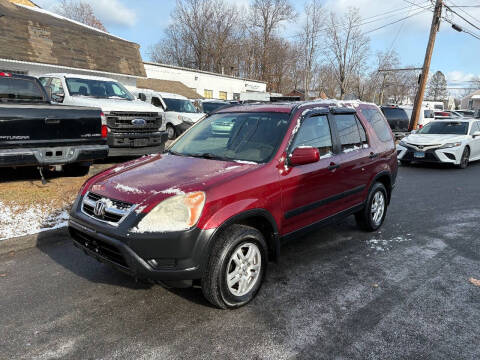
[0,72,12,77]
[101,124,108,138]
[100,111,106,125]
[419,125,423,129]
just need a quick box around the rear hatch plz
[381,107,410,132]
[0,104,103,148]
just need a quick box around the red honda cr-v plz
[69,101,398,309]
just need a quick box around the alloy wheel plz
[225,242,262,297]
[371,191,385,226]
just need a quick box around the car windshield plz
[203,102,228,113]
[164,98,198,113]
[168,112,290,163]
[65,78,134,100]
[417,121,468,135]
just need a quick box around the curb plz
[0,227,69,256]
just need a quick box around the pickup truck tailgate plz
[0,104,103,146]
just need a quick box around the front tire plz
[459,146,470,169]
[202,225,267,309]
[166,124,177,140]
[355,182,388,232]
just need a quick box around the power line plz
[444,2,480,32]
[445,0,480,28]
[364,8,429,35]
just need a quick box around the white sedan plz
[396,119,480,169]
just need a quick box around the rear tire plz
[458,146,470,169]
[355,182,388,232]
[201,225,267,309]
[63,163,90,177]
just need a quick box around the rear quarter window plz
[381,107,409,121]
[361,108,394,143]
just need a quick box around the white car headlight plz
[440,142,461,149]
[133,192,205,233]
[398,140,408,147]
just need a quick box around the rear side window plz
[381,107,409,121]
[0,77,45,101]
[335,114,368,151]
[292,115,333,157]
[361,108,393,143]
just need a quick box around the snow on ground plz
[0,201,70,241]
[366,234,413,252]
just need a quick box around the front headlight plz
[133,192,205,233]
[398,140,408,147]
[440,142,462,149]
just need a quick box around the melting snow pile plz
[0,201,70,240]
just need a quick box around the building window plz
[204,89,213,99]
[219,91,227,100]
[233,93,240,100]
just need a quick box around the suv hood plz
[404,133,466,145]
[66,97,162,113]
[89,154,258,208]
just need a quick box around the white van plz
[39,74,167,156]
[423,101,445,111]
[401,106,435,129]
[131,89,205,140]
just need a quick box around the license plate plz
[133,139,148,147]
[414,151,425,158]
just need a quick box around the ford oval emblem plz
[131,118,146,126]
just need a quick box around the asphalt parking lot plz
[1,161,480,359]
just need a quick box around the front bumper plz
[68,202,215,281]
[397,144,462,164]
[0,144,108,167]
[107,131,168,157]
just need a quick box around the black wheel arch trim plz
[370,171,393,203]
[200,209,281,268]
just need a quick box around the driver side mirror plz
[52,93,65,103]
[473,131,480,138]
[138,93,147,102]
[289,147,320,166]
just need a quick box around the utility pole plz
[411,0,443,130]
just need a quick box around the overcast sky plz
[34,0,480,92]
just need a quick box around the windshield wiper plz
[187,152,230,161]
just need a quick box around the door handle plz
[45,117,61,125]
[328,162,340,171]
[369,152,378,159]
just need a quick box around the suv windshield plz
[418,121,468,135]
[164,98,198,113]
[169,112,290,163]
[65,78,134,100]
[0,77,45,102]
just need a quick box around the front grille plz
[81,192,135,225]
[71,228,128,268]
[106,112,161,131]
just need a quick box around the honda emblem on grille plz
[131,118,146,126]
[93,199,107,217]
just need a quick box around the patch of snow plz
[159,187,185,195]
[366,235,412,252]
[114,183,145,194]
[135,205,147,214]
[0,201,70,241]
[320,152,333,159]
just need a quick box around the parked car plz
[456,110,475,117]
[197,99,238,114]
[401,106,435,129]
[39,74,167,156]
[397,118,480,168]
[132,90,205,140]
[0,72,108,179]
[69,100,398,308]
[381,105,410,138]
[434,111,462,119]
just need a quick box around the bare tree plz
[57,0,107,32]
[324,8,370,99]
[149,0,241,73]
[250,0,295,89]
[299,0,324,99]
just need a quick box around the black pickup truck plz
[0,73,108,177]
